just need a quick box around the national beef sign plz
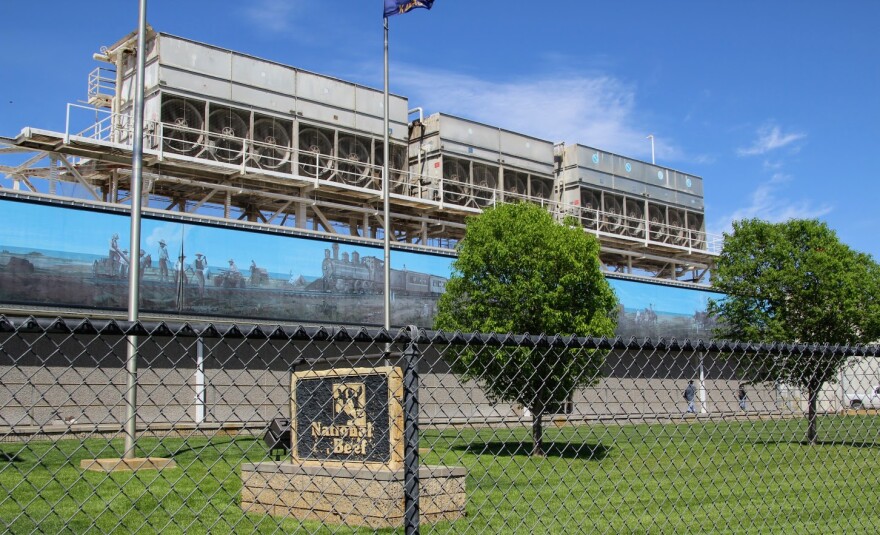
[290,367,404,468]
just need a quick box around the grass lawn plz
[0,415,877,534]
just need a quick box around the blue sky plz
[1,1,878,259]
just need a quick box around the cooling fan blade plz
[504,171,528,199]
[602,195,624,234]
[648,204,665,242]
[530,179,553,201]
[442,160,470,205]
[688,213,706,249]
[471,165,498,207]
[207,107,248,163]
[667,210,688,245]
[580,190,600,230]
[375,144,409,193]
[389,145,409,194]
[298,127,335,179]
[624,199,645,237]
[251,117,292,170]
[160,98,204,156]
[337,135,372,187]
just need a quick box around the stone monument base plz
[241,461,466,529]
[80,457,176,472]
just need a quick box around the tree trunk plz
[806,384,818,445]
[531,410,544,457]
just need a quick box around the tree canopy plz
[709,218,880,443]
[434,202,618,455]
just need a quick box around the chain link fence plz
[0,315,878,533]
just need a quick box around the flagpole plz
[383,16,392,333]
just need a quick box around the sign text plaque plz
[290,366,403,469]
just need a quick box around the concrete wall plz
[1,332,873,431]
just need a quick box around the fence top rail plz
[1,315,877,357]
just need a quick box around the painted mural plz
[0,198,723,338]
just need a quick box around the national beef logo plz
[309,382,375,456]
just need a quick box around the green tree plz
[434,203,618,456]
[709,218,880,444]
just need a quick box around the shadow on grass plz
[752,438,879,449]
[0,452,24,462]
[163,436,259,458]
[454,441,610,460]
[814,439,879,448]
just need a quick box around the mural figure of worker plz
[158,239,170,281]
[109,233,123,277]
[194,253,207,297]
[138,249,149,283]
[119,250,129,277]
[175,254,188,286]
[250,259,266,286]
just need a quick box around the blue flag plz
[384,0,434,17]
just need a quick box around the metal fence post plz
[403,325,421,534]
[123,0,149,461]
[194,337,205,424]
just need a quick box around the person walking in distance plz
[158,239,170,282]
[684,380,697,414]
[738,384,748,411]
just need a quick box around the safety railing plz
[86,67,116,108]
[53,110,724,256]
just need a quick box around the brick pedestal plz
[241,461,466,529]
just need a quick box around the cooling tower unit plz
[416,113,554,209]
[557,144,706,249]
[298,126,335,180]
[250,114,293,173]
[206,105,248,164]
[160,96,205,156]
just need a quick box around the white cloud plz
[710,172,832,236]
[737,124,806,156]
[243,0,301,33]
[393,65,676,161]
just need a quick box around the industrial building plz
[0,26,718,311]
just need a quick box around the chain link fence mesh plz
[0,315,878,533]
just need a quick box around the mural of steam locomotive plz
[320,243,446,296]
